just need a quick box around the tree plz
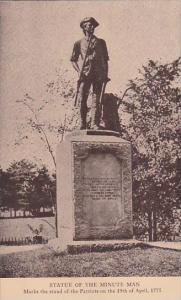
[16,65,79,169]
[121,57,181,240]
[30,165,55,214]
[15,65,83,237]
[6,159,38,216]
[1,160,56,219]
[0,167,11,212]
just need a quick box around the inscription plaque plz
[82,153,123,229]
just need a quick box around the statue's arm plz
[70,41,80,75]
[102,39,109,61]
[101,39,109,79]
[72,61,80,75]
[105,60,108,78]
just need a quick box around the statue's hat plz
[80,17,99,29]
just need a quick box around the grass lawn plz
[0,245,180,277]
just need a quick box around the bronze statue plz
[71,17,109,130]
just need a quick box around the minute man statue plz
[71,17,109,130]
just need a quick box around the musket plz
[74,34,93,107]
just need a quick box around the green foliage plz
[6,159,38,211]
[0,168,11,208]
[30,166,55,214]
[0,160,55,213]
[121,57,181,240]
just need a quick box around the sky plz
[0,0,180,171]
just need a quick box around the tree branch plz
[117,86,133,108]
[19,100,56,168]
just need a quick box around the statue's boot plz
[91,123,99,130]
[80,118,86,130]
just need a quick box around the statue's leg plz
[91,81,102,129]
[79,80,91,129]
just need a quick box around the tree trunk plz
[55,202,58,238]
[148,210,153,241]
[153,206,157,241]
[49,181,58,238]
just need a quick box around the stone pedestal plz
[56,130,133,250]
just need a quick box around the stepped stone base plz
[56,130,133,251]
[48,238,146,254]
